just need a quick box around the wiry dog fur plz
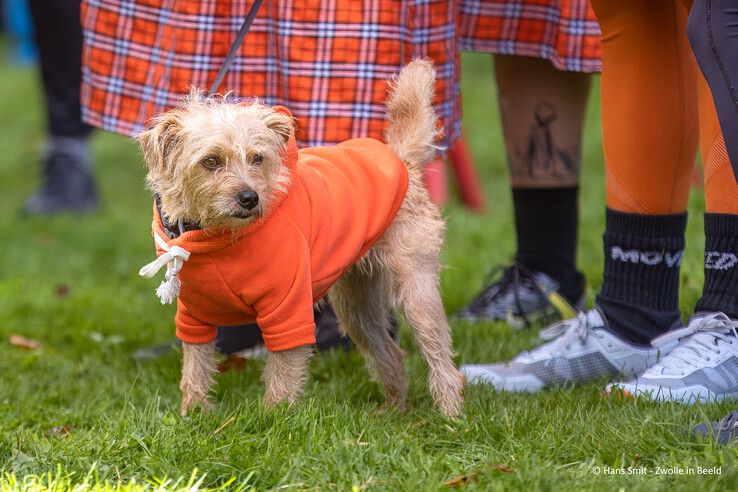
[139,59,464,417]
[140,94,293,230]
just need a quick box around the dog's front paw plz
[434,369,465,419]
[179,341,217,416]
[262,393,298,412]
[371,401,407,417]
[180,391,213,416]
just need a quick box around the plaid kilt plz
[80,0,461,147]
[460,0,601,73]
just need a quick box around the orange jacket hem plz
[262,323,317,352]
[176,325,217,345]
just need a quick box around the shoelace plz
[538,311,589,342]
[648,313,738,377]
[466,262,548,327]
[517,311,604,364]
[466,264,515,306]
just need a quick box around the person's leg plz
[498,55,589,303]
[610,96,738,403]
[26,0,97,215]
[456,56,589,325]
[462,0,699,392]
[688,0,738,183]
[591,0,698,345]
[606,6,738,404]
[495,56,589,190]
[690,0,738,317]
[695,78,738,316]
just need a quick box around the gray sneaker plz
[461,309,675,393]
[692,410,738,445]
[606,313,738,403]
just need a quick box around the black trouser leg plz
[28,0,91,138]
[688,0,738,182]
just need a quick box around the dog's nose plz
[237,189,259,210]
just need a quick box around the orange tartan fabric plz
[151,137,409,351]
[80,0,460,147]
[459,0,602,73]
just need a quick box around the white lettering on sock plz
[705,252,738,270]
[640,251,663,265]
[610,247,684,267]
[665,251,684,268]
[611,246,639,263]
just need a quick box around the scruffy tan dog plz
[138,59,464,417]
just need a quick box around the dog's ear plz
[138,112,183,174]
[264,106,294,144]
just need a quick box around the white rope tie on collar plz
[139,231,191,304]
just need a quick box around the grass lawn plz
[1,52,736,491]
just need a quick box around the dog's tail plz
[385,59,441,169]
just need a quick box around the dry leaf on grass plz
[443,464,514,488]
[443,472,478,488]
[9,335,43,351]
[217,355,248,373]
[54,283,70,298]
[43,425,71,438]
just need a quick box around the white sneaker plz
[607,313,738,403]
[461,309,675,393]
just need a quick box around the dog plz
[137,59,464,417]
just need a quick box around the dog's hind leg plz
[380,188,464,418]
[262,345,313,408]
[180,341,217,416]
[392,265,463,417]
[329,267,407,412]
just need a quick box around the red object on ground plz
[423,136,486,212]
[449,137,486,212]
[423,159,449,206]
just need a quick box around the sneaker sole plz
[460,364,545,393]
[608,382,738,404]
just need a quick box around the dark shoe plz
[693,411,738,445]
[23,150,99,215]
[314,305,399,350]
[216,324,264,355]
[214,303,358,354]
[314,305,352,352]
[454,263,584,328]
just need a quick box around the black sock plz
[695,214,738,319]
[595,209,687,345]
[513,187,583,304]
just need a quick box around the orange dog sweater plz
[140,135,409,351]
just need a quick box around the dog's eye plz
[252,153,264,165]
[202,156,221,170]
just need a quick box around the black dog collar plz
[154,194,201,239]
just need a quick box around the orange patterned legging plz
[590,0,738,215]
